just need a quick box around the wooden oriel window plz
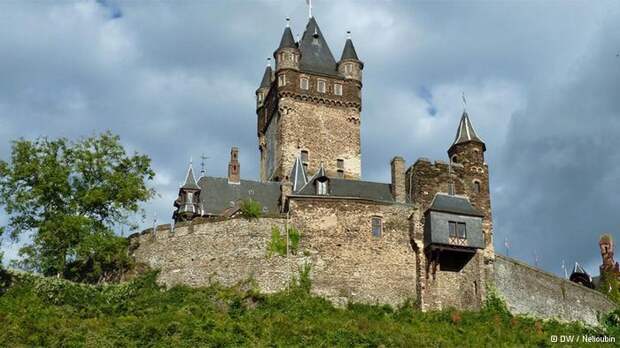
[449,221,467,239]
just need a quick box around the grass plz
[0,270,618,347]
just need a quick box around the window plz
[451,155,458,163]
[300,77,309,90]
[345,64,353,74]
[337,170,344,178]
[301,150,309,163]
[278,74,286,87]
[316,178,328,195]
[371,217,382,237]
[334,83,343,96]
[473,180,481,193]
[337,159,344,169]
[317,79,326,93]
[449,221,466,239]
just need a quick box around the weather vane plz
[200,153,209,176]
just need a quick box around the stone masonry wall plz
[277,98,361,180]
[131,200,417,307]
[494,255,615,327]
[288,198,416,306]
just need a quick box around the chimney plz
[390,156,406,203]
[228,147,240,184]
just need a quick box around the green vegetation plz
[0,132,154,283]
[599,269,620,305]
[239,199,262,220]
[0,270,618,347]
[267,225,301,257]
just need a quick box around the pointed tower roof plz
[289,156,308,192]
[181,163,200,190]
[572,262,588,275]
[451,111,486,151]
[316,162,327,179]
[277,26,296,50]
[259,65,272,88]
[340,38,359,61]
[298,17,339,76]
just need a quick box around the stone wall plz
[131,200,417,307]
[288,198,416,306]
[494,255,615,327]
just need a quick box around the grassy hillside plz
[0,270,618,347]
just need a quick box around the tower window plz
[473,180,481,193]
[334,83,343,96]
[317,79,326,93]
[345,64,353,74]
[371,217,382,237]
[451,155,458,163]
[278,74,286,87]
[300,77,309,90]
[301,150,309,163]
[337,159,344,169]
[449,221,467,239]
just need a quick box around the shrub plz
[267,226,302,257]
[240,199,262,220]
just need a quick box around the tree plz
[0,132,155,282]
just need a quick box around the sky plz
[0,0,619,277]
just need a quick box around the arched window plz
[451,155,458,163]
[473,180,481,193]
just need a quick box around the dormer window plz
[316,177,328,195]
[317,79,326,93]
[334,83,343,96]
[300,77,309,90]
[278,74,286,87]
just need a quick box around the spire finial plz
[307,0,312,18]
[266,57,271,68]
[346,30,351,40]
[189,156,193,166]
[286,17,290,28]
[462,91,467,111]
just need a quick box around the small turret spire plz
[340,33,360,61]
[450,111,485,151]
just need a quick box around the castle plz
[131,14,615,326]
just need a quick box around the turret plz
[256,58,272,110]
[338,31,363,82]
[447,111,486,166]
[273,18,300,74]
[173,161,203,222]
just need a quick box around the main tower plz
[256,17,363,182]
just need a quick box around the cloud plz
[0,0,619,278]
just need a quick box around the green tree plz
[0,132,155,282]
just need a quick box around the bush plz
[267,226,301,257]
[239,199,262,220]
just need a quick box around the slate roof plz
[277,26,296,50]
[298,17,339,77]
[197,176,281,216]
[295,176,396,203]
[451,111,486,151]
[340,38,359,61]
[290,156,308,192]
[259,65,272,89]
[427,193,484,217]
[181,165,200,190]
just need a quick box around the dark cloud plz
[0,1,618,277]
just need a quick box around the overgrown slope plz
[0,270,618,347]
